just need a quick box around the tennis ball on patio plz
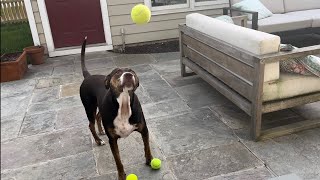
[131,4,151,24]
[126,174,138,180]
[151,158,161,170]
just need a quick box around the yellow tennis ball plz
[131,4,151,24]
[126,174,138,180]
[151,158,161,170]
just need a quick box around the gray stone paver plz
[168,142,263,180]
[1,51,319,180]
[1,151,97,180]
[206,167,274,180]
[20,111,56,136]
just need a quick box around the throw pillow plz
[215,15,235,24]
[279,44,320,77]
[232,0,273,20]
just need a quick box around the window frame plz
[145,0,228,15]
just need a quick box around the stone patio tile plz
[75,57,116,73]
[210,104,250,130]
[1,116,24,142]
[1,94,32,119]
[20,111,56,136]
[60,82,82,97]
[176,82,231,109]
[24,65,53,79]
[74,51,120,62]
[206,167,274,180]
[27,96,82,115]
[142,98,190,120]
[151,52,180,62]
[291,102,320,120]
[113,54,156,67]
[151,60,180,76]
[88,160,175,180]
[56,106,87,130]
[53,64,75,76]
[130,65,163,83]
[163,73,205,88]
[37,74,83,88]
[89,67,114,76]
[210,103,302,130]
[142,79,180,102]
[31,86,60,103]
[238,128,320,180]
[47,56,75,67]
[168,142,262,180]
[1,127,91,170]
[92,132,164,175]
[148,108,237,157]
[59,73,83,85]
[36,77,62,89]
[1,151,97,180]
[1,79,36,98]
[135,86,153,105]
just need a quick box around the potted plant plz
[23,45,45,65]
[1,51,28,82]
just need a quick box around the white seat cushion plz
[263,72,320,102]
[231,0,285,14]
[286,9,320,28]
[284,0,320,13]
[248,14,313,33]
[186,13,280,82]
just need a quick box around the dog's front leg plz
[139,126,153,165]
[109,138,126,180]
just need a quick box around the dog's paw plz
[97,140,105,146]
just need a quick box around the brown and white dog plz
[79,37,153,180]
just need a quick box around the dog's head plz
[105,68,139,94]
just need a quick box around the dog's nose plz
[124,73,133,80]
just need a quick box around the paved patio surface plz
[1,51,319,180]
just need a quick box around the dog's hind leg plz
[96,112,105,135]
[81,96,105,146]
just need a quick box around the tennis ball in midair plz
[126,174,138,180]
[151,158,161,170]
[131,4,151,24]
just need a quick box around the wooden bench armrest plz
[223,7,258,30]
[259,45,320,63]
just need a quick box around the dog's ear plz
[105,68,120,89]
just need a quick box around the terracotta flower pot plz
[23,46,45,65]
[1,51,28,82]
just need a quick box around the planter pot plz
[1,51,28,83]
[23,46,45,65]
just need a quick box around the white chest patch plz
[114,91,137,138]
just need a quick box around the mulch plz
[0,52,22,62]
[123,40,179,54]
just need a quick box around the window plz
[146,0,228,12]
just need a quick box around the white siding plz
[107,0,228,45]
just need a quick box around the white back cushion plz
[231,0,285,14]
[284,0,320,12]
[186,13,281,82]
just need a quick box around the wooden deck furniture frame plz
[179,24,320,140]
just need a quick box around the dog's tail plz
[81,36,91,78]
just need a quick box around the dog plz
[79,37,153,180]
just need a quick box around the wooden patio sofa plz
[179,13,320,140]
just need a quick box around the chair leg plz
[181,62,187,77]
[251,109,262,141]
